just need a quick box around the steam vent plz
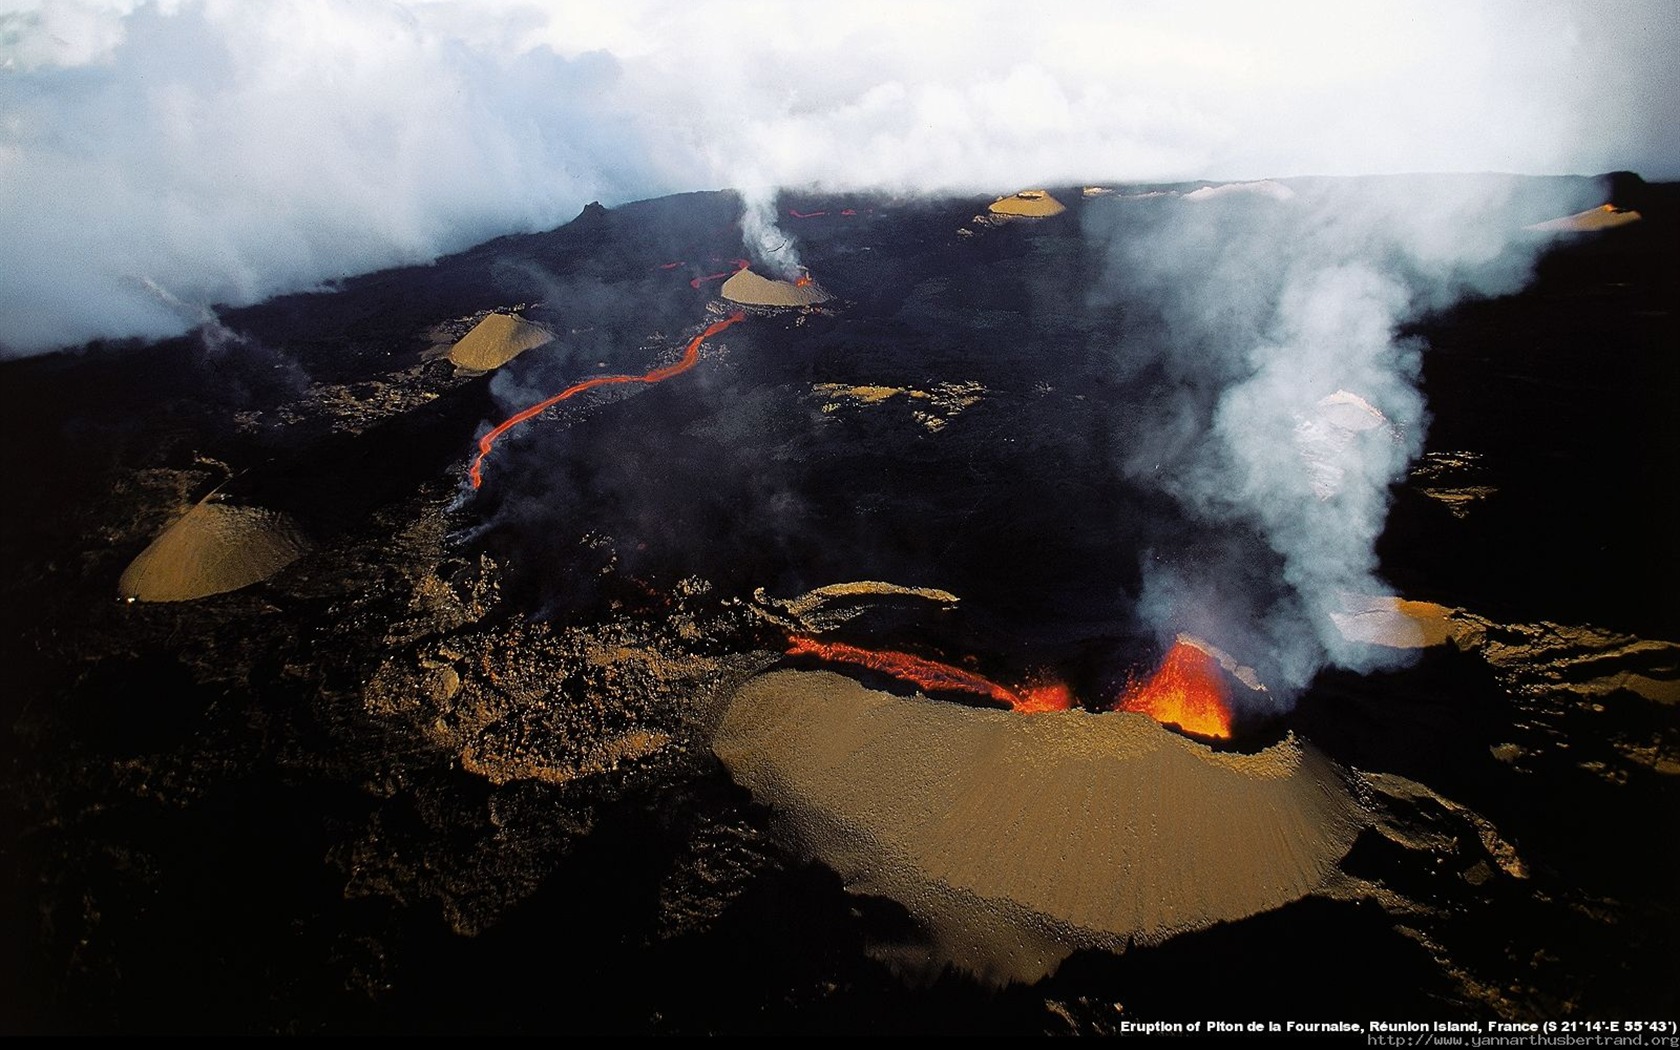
[714,669,1368,985]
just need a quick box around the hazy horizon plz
[3,0,1677,356]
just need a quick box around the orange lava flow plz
[785,636,1073,713]
[467,310,747,490]
[688,259,749,289]
[1013,680,1074,714]
[787,208,827,219]
[787,636,1018,707]
[1112,639,1233,739]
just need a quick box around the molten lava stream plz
[787,636,1017,706]
[688,258,750,289]
[785,636,1071,713]
[1113,639,1233,739]
[468,311,747,489]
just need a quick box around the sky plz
[2,0,1677,355]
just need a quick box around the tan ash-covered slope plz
[118,500,309,602]
[720,269,831,307]
[448,313,555,370]
[987,189,1066,217]
[1523,203,1642,233]
[714,669,1368,985]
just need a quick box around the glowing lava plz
[468,311,747,489]
[1013,680,1074,714]
[1113,639,1233,739]
[689,259,750,289]
[787,636,1016,707]
[787,634,1231,735]
[785,636,1071,714]
[790,206,867,218]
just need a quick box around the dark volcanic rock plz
[2,177,1676,1033]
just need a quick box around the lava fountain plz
[1112,637,1234,739]
[788,634,1232,734]
[1012,680,1075,714]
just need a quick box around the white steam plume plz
[1,0,1675,356]
[1090,176,1589,700]
[737,184,803,280]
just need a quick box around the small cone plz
[714,669,1366,985]
[119,501,309,602]
[987,189,1066,217]
[720,269,831,307]
[448,313,554,370]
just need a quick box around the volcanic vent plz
[720,268,832,307]
[713,668,1367,985]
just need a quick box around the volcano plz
[720,267,832,307]
[2,175,1676,1035]
[1524,202,1644,232]
[116,497,310,602]
[988,189,1068,217]
[1112,636,1237,739]
[714,668,1365,985]
[446,312,555,371]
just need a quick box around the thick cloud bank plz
[2,0,1677,355]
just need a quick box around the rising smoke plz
[1085,176,1595,700]
[2,0,1672,703]
[737,185,804,280]
[2,0,1676,357]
